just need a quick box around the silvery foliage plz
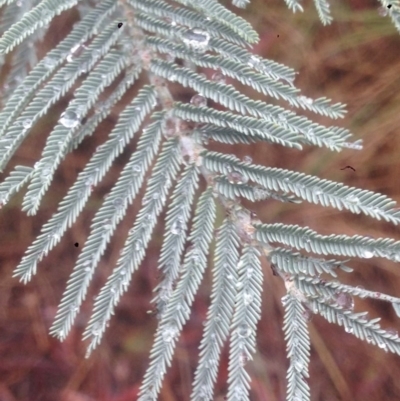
[0,0,400,400]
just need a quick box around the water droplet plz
[281,295,290,306]
[132,164,142,176]
[226,273,234,282]
[198,385,209,400]
[391,252,400,263]
[293,392,303,401]
[52,84,61,96]
[246,267,254,278]
[43,56,57,69]
[171,217,184,235]
[79,61,90,74]
[91,322,101,336]
[239,352,249,367]
[343,139,363,150]
[361,249,374,259]
[336,292,354,310]
[41,8,52,20]
[113,197,124,209]
[278,113,287,123]
[22,118,32,129]
[366,334,373,343]
[243,291,253,306]
[91,48,102,60]
[161,116,179,138]
[59,110,80,128]
[134,239,142,251]
[243,155,252,164]
[387,328,398,338]
[85,175,94,187]
[232,385,245,399]
[67,43,86,62]
[162,323,178,342]
[190,94,207,107]
[40,163,52,182]
[345,194,360,205]
[305,128,315,138]
[237,323,251,338]
[254,187,268,200]
[378,338,387,351]
[102,218,112,230]
[313,186,323,197]
[182,28,210,52]
[294,358,304,372]
[356,285,366,298]
[205,358,217,369]
[344,321,353,334]
[227,170,248,185]
[302,308,313,322]
[110,283,117,294]
[247,55,261,68]
[298,95,314,105]
[211,71,226,84]
[236,280,244,290]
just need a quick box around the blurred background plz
[1,0,400,400]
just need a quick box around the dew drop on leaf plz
[298,95,314,105]
[239,352,249,367]
[243,291,253,306]
[294,358,304,372]
[237,323,251,338]
[91,322,101,336]
[336,292,354,310]
[113,197,124,209]
[132,164,142,176]
[190,94,207,107]
[243,155,252,164]
[182,28,210,53]
[356,285,367,298]
[171,218,184,235]
[344,321,353,333]
[378,338,388,351]
[134,239,143,251]
[162,323,178,342]
[22,118,32,129]
[40,163,52,182]
[247,54,261,68]
[161,116,179,138]
[59,110,80,128]
[361,249,374,259]
[278,113,287,123]
[302,308,313,322]
[345,194,360,205]
[227,170,248,184]
[211,71,226,84]
[43,56,57,69]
